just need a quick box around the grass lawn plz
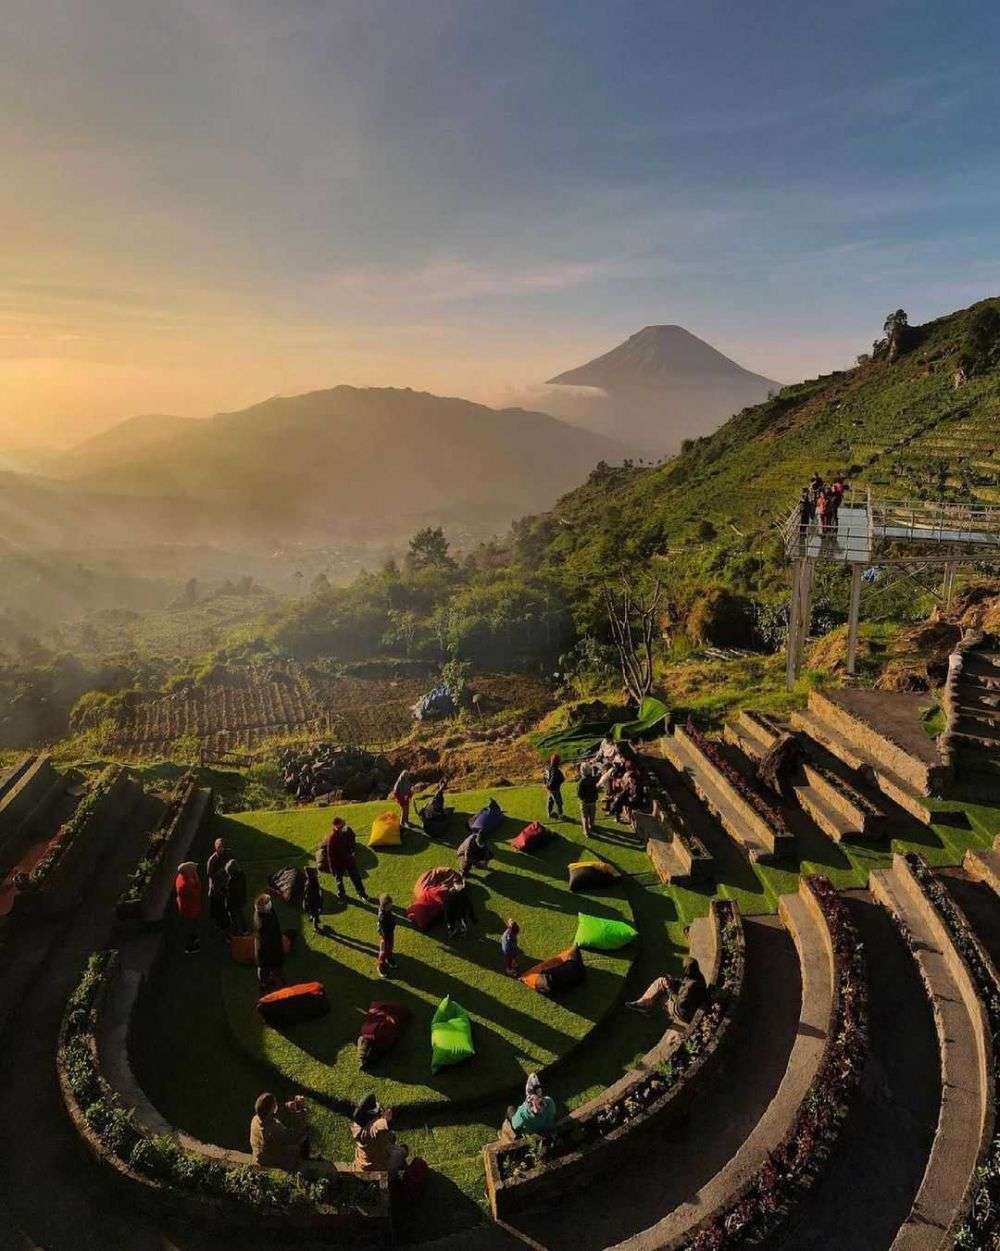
[133,778,1000,1244]
[216,791,648,1109]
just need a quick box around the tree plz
[883,309,909,362]
[603,576,663,707]
[406,526,453,572]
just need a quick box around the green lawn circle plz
[218,787,641,1110]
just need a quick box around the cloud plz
[327,258,611,305]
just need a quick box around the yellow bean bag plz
[370,810,402,847]
[568,859,619,892]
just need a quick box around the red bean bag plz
[512,821,552,852]
[257,981,329,1026]
[407,886,447,931]
[357,1000,413,1067]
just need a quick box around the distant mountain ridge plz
[24,385,625,546]
[545,325,781,455]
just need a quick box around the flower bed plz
[675,875,868,1250]
[684,719,795,841]
[484,899,746,1219]
[29,765,121,889]
[57,951,391,1242]
[115,772,197,922]
[902,852,1000,1250]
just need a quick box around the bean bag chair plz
[512,821,552,853]
[257,981,329,1026]
[568,859,619,893]
[230,932,294,964]
[407,886,447,931]
[370,810,402,847]
[415,867,463,895]
[521,945,586,996]
[268,866,306,906]
[357,1000,412,1067]
[468,800,504,837]
[430,996,474,1073]
[574,912,638,951]
[315,842,331,873]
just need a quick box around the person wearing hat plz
[350,1094,409,1176]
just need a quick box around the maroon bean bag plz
[512,821,552,853]
[357,1000,413,1067]
[257,981,329,1026]
[415,867,463,894]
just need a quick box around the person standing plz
[376,894,397,978]
[500,918,521,976]
[324,817,369,902]
[206,837,231,933]
[577,765,599,837]
[544,754,565,820]
[391,769,415,829]
[174,861,202,954]
[253,893,285,990]
[224,858,248,935]
[302,866,324,932]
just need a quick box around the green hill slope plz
[509,300,1000,613]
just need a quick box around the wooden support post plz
[796,557,815,675]
[846,563,863,677]
[786,559,802,690]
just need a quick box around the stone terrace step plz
[964,835,1000,897]
[808,689,946,796]
[869,855,994,1250]
[790,708,934,826]
[0,755,35,805]
[604,882,835,1251]
[663,732,780,862]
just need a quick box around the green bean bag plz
[430,995,475,1073]
[574,912,638,951]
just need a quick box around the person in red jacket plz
[323,817,370,902]
[175,861,202,954]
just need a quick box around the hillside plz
[544,324,780,455]
[45,386,625,541]
[517,301,1000,610]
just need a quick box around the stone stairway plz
[943,633,1000,798]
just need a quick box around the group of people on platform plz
[797,472,850,536]
[543,739,648,834]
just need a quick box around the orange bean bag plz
[256,981,329,1025]
[230,932,294,964]
[520,945,586,996]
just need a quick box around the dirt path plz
[768,891,941,1251]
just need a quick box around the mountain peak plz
[547,325,778,390]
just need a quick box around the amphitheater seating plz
[965,834,1000,896]
[870,853,994,1249]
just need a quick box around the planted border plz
[675,875,868,1251]
[29,765,121,890]
[57,951,391,1244]
[115,771,197,921]
[484,899,746,1220]
[684,719,796,841]
[902,852,1000,1249]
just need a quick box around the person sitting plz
[419,779,452,836]
[249,1092,309,1171]
[502,1083,557,1140]
[625,957,708,1027]
[456,830,492,880]
[444,880,476,938]
[351,1094,409,1177]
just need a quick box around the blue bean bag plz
[468,799,504,837]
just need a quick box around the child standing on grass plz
[500,919,521,976]
[303,866,323,933]
[377,894,397,978]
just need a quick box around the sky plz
[3,0,1000,445]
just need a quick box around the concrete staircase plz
[944,634,1000,799]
